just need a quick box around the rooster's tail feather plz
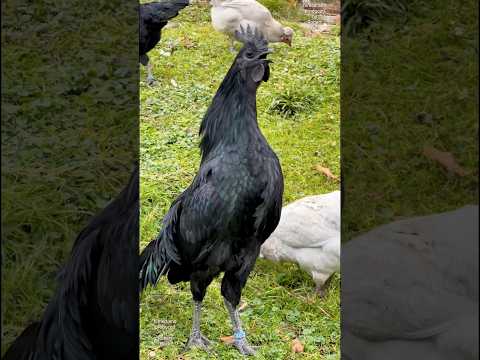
[139,201,182,291]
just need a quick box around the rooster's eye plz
[245,51,254,58]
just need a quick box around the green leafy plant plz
[268,88,315,118]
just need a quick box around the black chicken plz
[3,167,139,360]
[140,26,284,355]
[140,0,190,85]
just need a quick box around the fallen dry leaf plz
[181,36,196,49]
[220,335,235,344]
[314,164,339,181]
[422,146,469,176]
[291,338,304,353]
[305,30,321,38]
[164,22,179,30]
[304,25,333,37]
[148,350,156,358]
[238,301,248,312]
[287,0,297,8]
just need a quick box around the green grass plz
[342,0,478,240]
[1,0,137,353]
[139,4,340,360]
[341,0,412,35]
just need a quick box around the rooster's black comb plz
[234,25,268,51]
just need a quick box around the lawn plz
[1,1,137,353]
[139,3,340,360]
[341,0,478,239]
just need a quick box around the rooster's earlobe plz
[250,63,265,83]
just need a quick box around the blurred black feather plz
[2,167,139,360]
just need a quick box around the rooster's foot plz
[146,76,157,86]
[185,332,211,350]
[316,286,327,297]
[233,338,256,356]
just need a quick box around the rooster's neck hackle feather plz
[199,66,258,159]
[199,26,268,159]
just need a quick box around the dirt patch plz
[300,19,339,36]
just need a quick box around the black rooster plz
[3,167,139,360]
[140,26,284,355]
[140,0,190,85]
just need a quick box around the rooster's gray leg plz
[229,37,236,53]
[185,301,211,350]
[224,298,256,355]
[146,61,156,86]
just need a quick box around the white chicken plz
[342,205,479,360]
[210,0,294,51]
[260,191,340,296]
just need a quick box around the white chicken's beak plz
[280,35,292,47]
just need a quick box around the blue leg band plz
[234,330,246,340]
